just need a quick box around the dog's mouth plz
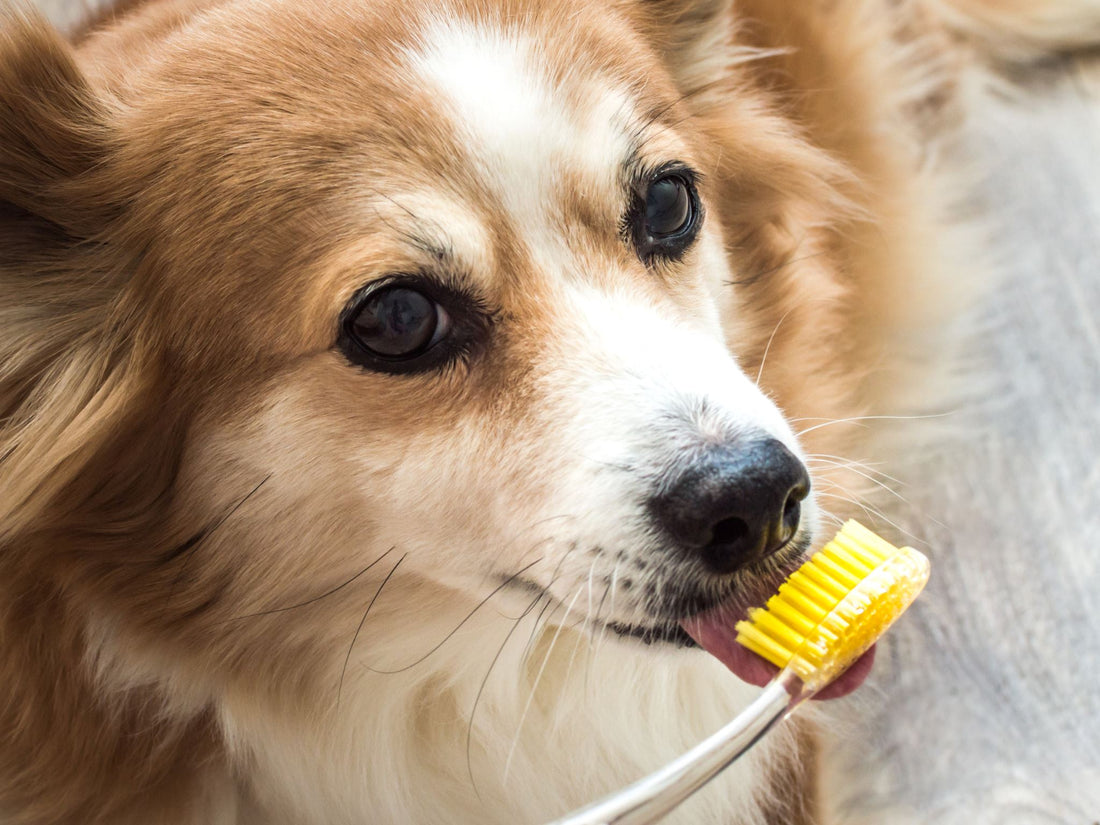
[507,533,875,699]
[674,592,877,702]
[603,621,696,647]
[602,543,876,701]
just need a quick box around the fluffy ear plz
[0,9,136,543]
[0,7,115,259]
[632,0,738,93]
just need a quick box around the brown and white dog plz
[0,1,1097,823]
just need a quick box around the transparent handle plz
[546,668,807,825]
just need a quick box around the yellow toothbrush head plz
[734,520,930,693]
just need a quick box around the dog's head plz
[1,0,863,691]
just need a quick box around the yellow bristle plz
[767,597,817,635]
[799,561,847,598]
[839,524,895,560]
[812,554,862,588]
[786,571,834,607]
[735,621,794,664]
[825,542,876,572]
[751,609,807,650]
[734,520,930,690]
[775,583,828,621]
[839,542,882,570]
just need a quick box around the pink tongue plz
[679,606,876,700]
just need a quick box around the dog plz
[2,0,1098,823]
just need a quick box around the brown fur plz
[0,0,1094,822]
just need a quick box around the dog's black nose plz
[649,437,810,575]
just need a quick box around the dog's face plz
[5,0,860,687]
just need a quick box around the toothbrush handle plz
[547,670,804,825]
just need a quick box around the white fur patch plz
[404,18,637,271]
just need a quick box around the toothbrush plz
[548,520,930,825]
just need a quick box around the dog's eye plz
[350,287,448,357]
[630,170,701,262]
[645,176,692,237]
[339,284,455,373]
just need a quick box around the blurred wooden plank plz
[29,0,96,30]
[826,55,1100,825]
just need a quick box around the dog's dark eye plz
[339,283,455,373]
[645,176,692,237]
[350,287,446,357]
[630,169,701,262]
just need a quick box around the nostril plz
[782,493,800,524]
[780,480,809,539]
[790,480,810,504]
[708,517,749,549]
[700,516,754,575]
[769,496,801,555]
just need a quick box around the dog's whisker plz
[583,552,600,634]
[584,560,615,696]
[817,472,949,533]
[503,587,584,784]
[501,593,559,783]
[552,586,596,735]
[813,491,927,547]
[466,589,543,802]
[367,190,456,262]
[591,563,616,639]
[805,452,907,486]
[521,592,559,668]
[627,78,728,146]
[725,247,827,288]
[581,454,635,473]
[494,538,565,620]
[167,475,271,602]
[221,546,396,623]
[806,458,903,494]
[587,561,620,695]
[805,451,883,467]
[519,543,578,667]
[566,555,602,696]
[481,514,577,588]
[368,557,543,675]
[794,411,953,438]
[754,307,796,387]
[805,456,911,504]
[337,553,406,708]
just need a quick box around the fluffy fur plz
[0,0,1097,823]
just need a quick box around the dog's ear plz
[0,10,139,543]
[633,0,736,94]
[0,7,116,262]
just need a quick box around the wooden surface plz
[22,3,1100,823]
[826,56,1100,825]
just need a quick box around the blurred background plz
[27,2,1100,822]
[827,57,1100,824]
